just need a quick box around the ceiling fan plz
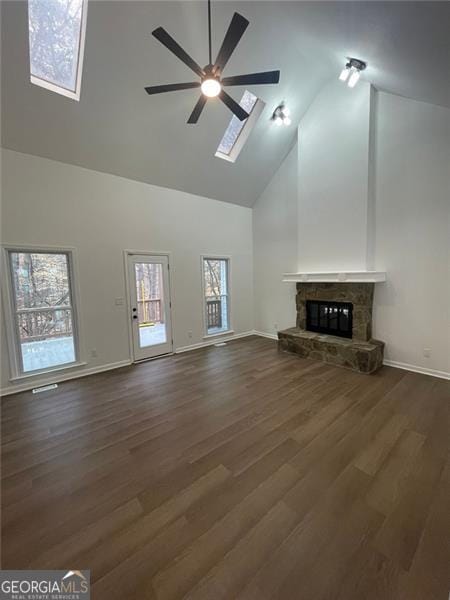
[145,0,280,124]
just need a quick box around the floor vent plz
[32,383,58,394]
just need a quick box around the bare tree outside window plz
[204,259,223,298]
[28,0,86,93]
[9,251,77,373]
[134,263,164,325]
[217,90,258,155]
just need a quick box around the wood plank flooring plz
[1,336,449,599]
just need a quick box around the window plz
[215,90,265,163]
[5,250,79,375]
[202,257,231,336]
[28,0,88,100]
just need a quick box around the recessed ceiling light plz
[339,58,367,88]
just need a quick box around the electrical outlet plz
[423,348,431,358]
[274,323,278,331]
[187,330,193,339]
[115,297,124,306]
[90,348,98,358]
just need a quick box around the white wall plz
[0,150,254,393]
[372,92,450,376]
[252,82,450,378]
[297,80,372,271]
[253,144,298,337]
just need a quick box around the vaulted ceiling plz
[2,1,449,207]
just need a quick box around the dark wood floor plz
[1,336,449,599]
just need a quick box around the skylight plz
[28,0,88,100]
[216,90,265,163]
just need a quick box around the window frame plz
[1,245,85,380]
[215,94,266,163]
[28,0,89,101]
[201,255,232,338]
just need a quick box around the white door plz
[127,254,173,360]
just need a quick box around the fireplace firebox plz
[306,300,353,339]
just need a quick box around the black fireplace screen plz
[306,300,353,339]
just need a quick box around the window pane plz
[217,90,258,155]
[10,252,71,309]
[9,251,77,373]
[134,263,167,348]
[18,308,75,372]
[203,258,229,334]
[203,259,228,297]
[28,0,85,92]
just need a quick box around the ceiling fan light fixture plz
[201,78,222,97]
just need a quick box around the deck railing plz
[18,309,73,342]
[206,298,222,329]
[138,299,163,324]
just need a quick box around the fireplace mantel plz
[282,271,386,283]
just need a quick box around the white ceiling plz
[2,1,449,207]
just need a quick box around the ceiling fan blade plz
[187,95,207,124]
[152,27,205,78]
[213,13,249,74]
[221,70,280,87]
[145,82,201,95]
[219,90,249,121]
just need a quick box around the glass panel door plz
[127,254,172,360]
[134,262,167,348]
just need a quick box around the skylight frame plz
[28,0,89,101]
[215,91,266,163]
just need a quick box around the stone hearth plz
[278,282,385,374]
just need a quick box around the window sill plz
[10,361,87,383]
[203,330,234,340]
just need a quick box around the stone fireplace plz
[278,274,385,374]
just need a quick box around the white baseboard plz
[383,359,450,381]
[253,330,279,341]
[0,360,132,397]
[175,330,256,354]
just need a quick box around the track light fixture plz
[271,103,291,126]
[339,58,367,88]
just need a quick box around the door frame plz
[124,250,174,362]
